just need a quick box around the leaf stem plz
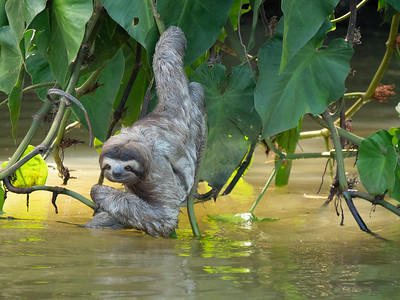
[250,157,283,214]
[323,111,347,190]
[346,189,400,217]
[331,0,369,24]
[151,0,165,34]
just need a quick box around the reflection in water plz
[1,31,400,298]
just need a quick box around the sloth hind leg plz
[84,211,124,229]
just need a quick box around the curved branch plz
[331,0,369,24]
[48,88,93,146]
[3,176,95,209]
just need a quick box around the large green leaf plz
[113,45,150,127]
[0,26,22,93]
[25,11,55,100]
[80,15,130,76]
[357,130,398,196]
[386,0,400,10]
[100,0,158,57]
[72,50,125,142]
[280,0,339,71]
[2,145,48,188]
[5,0,46,40]
[157,0,235,65]
[25,51,55,100]
[48,0,92,86]
[247,0,263,50]
[8,67,24,139]
[255,20,353,139]
[191,64,261,191]
[0,0,7,28]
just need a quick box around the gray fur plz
[84,26,206,238]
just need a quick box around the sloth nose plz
[112,170,123,178]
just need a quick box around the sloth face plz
[99,137,150,184]
[101,157,145,184]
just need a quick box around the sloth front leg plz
[84,184,124,229]
[91,185,181,238]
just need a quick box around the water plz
[1,29,400,299]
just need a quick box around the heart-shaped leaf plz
[280,0,339,71]
[255,19,353,139]
[357,130,398,195]
[157,0,235,65]
[72,50,125,142]
[192,63,261,191]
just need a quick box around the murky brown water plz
[1,30,400,299]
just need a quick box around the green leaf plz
[80,15,130,76]
[99,0,158,56]
[113,45,150,127]
[157,0,235,65]
[208,213,278,223]
[280,0,339,71]
[391,164,400,201]
[0,26,23,93]
[25,51,56,100]
[8,67,25,139]
[5,0,46,40]
[2,145,48,188]
[48,0,92,86]
[72,50,125,142]
[274,119,303,186]
[0,184,4,214]
[191,64,261,192]
[357,130,398,195]
[247,0,263,50]
[229,0,251,29]
[386,0,400,10]
[255,20,353,139]
[0,0,7,28]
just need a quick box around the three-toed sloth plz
[84,26,206,238]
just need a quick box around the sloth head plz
[99,136,150,184]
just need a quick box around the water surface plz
[1,29,400,299]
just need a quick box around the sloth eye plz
[124,166,134,172]
[103,164,111,170]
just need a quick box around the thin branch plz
[224,19,247,63]
[331,0,369,24]
[222,139,258,195]
[0,145,47,180]
[323,111,347,190]
[237,0,256,83]
[106,43,142,139]
[250,157,284,214]
[151,0,165,34]
[3,176,95,209]
[47,88,93,146]
[347,189,400,217]
[346,0,357,43]
[337,12,400,124]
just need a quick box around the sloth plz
[84,26,206,238]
